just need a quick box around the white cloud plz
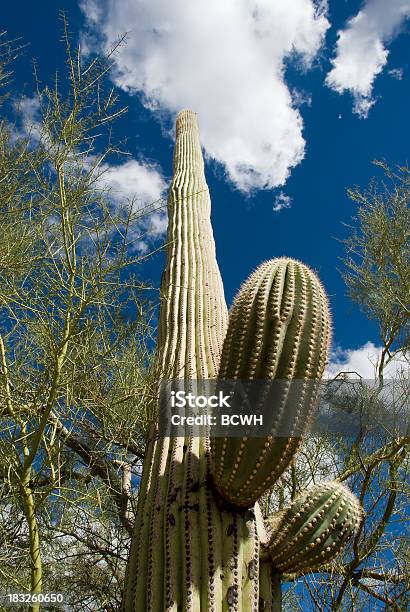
[326,0,410,117]
[272,191,292,212]
[12,95,42,141]
[125,208,169,255]
[290,88,313,108]
[326,341,408,379]
[89,159,168,253]
[147,210,168,236]
[96,159,168,251]
[98,159,166,207]
[388,67,404,80]
[80,0,329,192]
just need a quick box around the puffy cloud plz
[98,159,166,208]
[87,159,168,253]
[128,209,169,254]
[290,88,313,108]
[96,159,168,252]
[326,341,408,379]
[80,0,329,192]
[326,0,410,117]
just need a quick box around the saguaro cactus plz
[122,110,362,611]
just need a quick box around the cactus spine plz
[211,259,331,507]
[122,111,362,611]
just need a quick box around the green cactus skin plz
[259,562,282,612]
[122,111,261,611]
[266,481,363,574]
[211,258,331,508]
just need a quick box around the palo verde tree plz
[0,23,161,612]
[342,161,409,383]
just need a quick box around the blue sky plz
[2,0,410,376]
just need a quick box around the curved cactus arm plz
[265,481,363,574]
[211,258,331,508]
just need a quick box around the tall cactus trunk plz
[123,111,262,611]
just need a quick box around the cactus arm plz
[258,482,362,611]
[266,481,363,574]
[211,258,331,508]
